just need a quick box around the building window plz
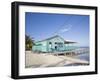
[49,42,52,44]
[55,42,57,44]
[58,43,63,47]
[55,46,57,50]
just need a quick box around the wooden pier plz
[49,47,89,56]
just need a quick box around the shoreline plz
[25,51,89,68]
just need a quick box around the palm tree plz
[25,35,34,50]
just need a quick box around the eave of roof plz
[35,35,77,44]
[64,41,77,44]
[35,35,60,43]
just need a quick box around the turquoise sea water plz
[74,47,89,61]
[65,47,89,66]
[76,53,89,61]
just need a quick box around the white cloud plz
[59,24,72,33]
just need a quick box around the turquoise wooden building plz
[32,35,77,53]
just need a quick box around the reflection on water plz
[65,53,89,66]
[75,53,89,61]
[65,47,90,66]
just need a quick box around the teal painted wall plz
[47,36,65,52]
[32,36,77,53]
[65,44,78,51]
[32,41,47,52]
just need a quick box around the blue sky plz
[25,12,89,47]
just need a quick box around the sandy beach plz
[25,51,89,68]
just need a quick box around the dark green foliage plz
[25,35,34,50]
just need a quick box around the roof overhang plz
[64,41,77,44]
